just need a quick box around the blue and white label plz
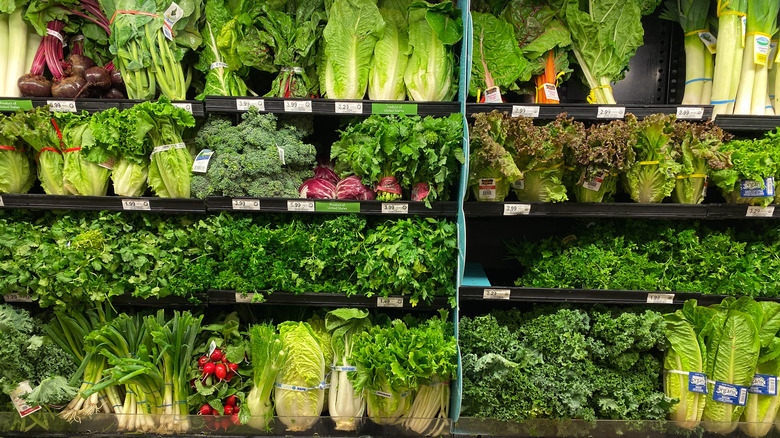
[192,149,214,173]
[689,372,708,394]
[749,374,778,395]
[713,381,748,406]
[740,177,775,197]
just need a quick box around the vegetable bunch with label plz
[621,113,681,203]
[57,111,112,196]
[670,120,731,204]
[191,110,316,198]
[0,112,35,194]
[711,128,780,207]
[468,111,523,201]
[331,114,463,203]
[325,308,370,431]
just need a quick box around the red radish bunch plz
[197,348,239,384]
[199,395,242,431]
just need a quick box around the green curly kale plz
[461,306,673,422]
[191,109,316,198]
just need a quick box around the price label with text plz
[511,105,540,118]
[676,107,705,120]
[503,203,531,216]
[287,200,315,212]
[122,199,151,211]
[284,100,312,113]
[4,293,33,303]
[483,289,511,300]
[381,203,409,214]
[377,297,404,308]
[232,198,261,210]
[597,106,626,119]
[335,101,363,114]
[47,100,77,113]
[747,206,775,217]
[236,99,265,111]
[172,102,193,114]
[235,293,255,303]
[647,293,675,304]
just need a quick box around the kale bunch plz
[191,109,316,198]
[460,306,673,422]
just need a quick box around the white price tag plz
[0,195,4,207]
[11,381,40,418]
[511,105,540,118]
[47,100,77,113]
[236,99,265,111]
[192,149,214,173]
[543,83,559,101]
[4,293,33,303]
[676,107,705,120]
[483,289,511,300]
[647,293,675,304]
[335,101,363,114]
[231,198,260,210]
[377,297,404,308]
[173,102,193,114]
[503,203,531,216]
[284,100,312,113]
[287,200,315,212]
[597,106,626,119]
[122,199,151,211]
[235,292,255,303]
[207,340,217,358]
[747,206,775,217]
[381,203,409,214]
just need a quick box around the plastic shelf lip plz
[714,114,780,132]
[208,289,451,309]
[465,103,714,121]
[464,202,709,218]
[204,96,460,116]
[204,196,457,216]
[0,194,206,213]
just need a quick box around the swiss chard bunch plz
[670,121,732,204]
[622,113,681,203]
[195,0,252,97]
[567,116,635,202]
[711,129,780,207]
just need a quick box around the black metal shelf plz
[465,103,713,121]
[0,194,206,213]
[464,202,780,219]
[119,99,205,117]
[206,196,457,217]
[714,115,780,133]
[209,290,452,310]
[0,97,205,116]
[204,96,461,116]
[459,286,779,306]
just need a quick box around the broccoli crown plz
[192,110,316,198]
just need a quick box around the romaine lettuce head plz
[368,8,409,100]
[113,157,149,197]
[275,321,326,431]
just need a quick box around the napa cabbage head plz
[275,321,326,432]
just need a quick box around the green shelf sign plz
[0,100,33,111]
[371,103,418,115]
[315,201,361,213]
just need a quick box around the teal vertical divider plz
[451,0,472,422]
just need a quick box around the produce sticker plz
[749,374,778,396]
[712,381,748,406]
[740,177,775,198]
[478,178,498,200]
[11,381,41,417]
[371,103,418,116]
[688,372,708,394]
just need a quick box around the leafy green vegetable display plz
[461,305,673,421]
[508,220,780,297]
[0,112,35,194]
[670,121,731,204]
[712,129,780,207]
[191,110,316,198]
[0,211,456,308]
[621,113,681,203]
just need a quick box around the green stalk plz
[682,35,707,104]
[659,0,712,105]
[734,34,758,114]
[703,50,714,104]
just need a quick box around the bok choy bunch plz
[246,323,285,431]
[326,308,371,431]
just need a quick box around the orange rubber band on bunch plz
[109,10,174,37]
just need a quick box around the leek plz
[5,9,26,98]
[733,0,780,115]
[660,0,711,105]
[711,0,748,116]
[0,15,8,96]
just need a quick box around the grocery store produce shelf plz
[206,197,457,216]
[209,290,452,310]
[465,103,713,121]
[714,114,780,132]
[0,413,448,437]
[459,286,780,306]
[0,98,202,115]
[204,96,461,116]
[464,202,780,219]
[0,194,207,213]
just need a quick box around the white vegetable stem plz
[711,14,744,116]
[328,356,365,430]
[5,9,26,98]
[702,50,714,104]
[734,34,757,114]
[571,46,616,104]
[682,35,707,104]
